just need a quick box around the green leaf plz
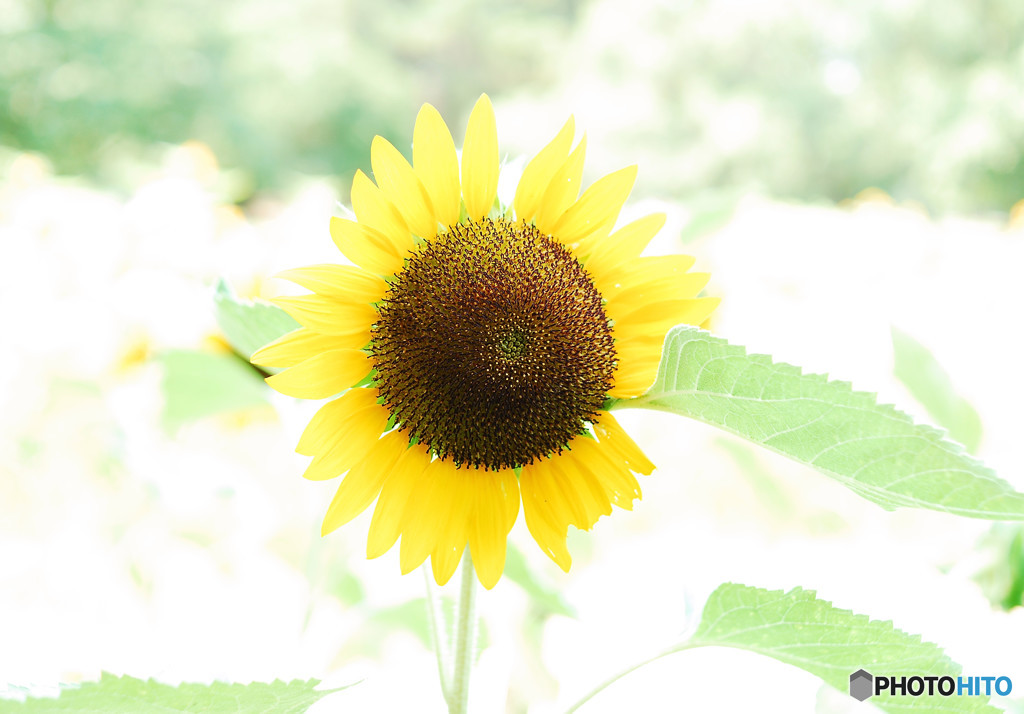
[160,349,268,430]
[0,673,345,713]
[569,583,999,713]
[688,584,998,713]
[891,327,983,452]
[973,524,1024,612]
[612,326,1024,520]
[213,278,299,361]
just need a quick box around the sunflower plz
[252,95,718,589]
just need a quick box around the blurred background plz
[3,0,1024,711]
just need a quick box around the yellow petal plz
[595,254,697,298]
[593,413,655,475]
[513,116,575,223]
[351,170,416,254]
[601,468,643,510]
[329,216,404,276]
[610,381,652,399]
[559,440,640,513]
[461,94,499,221]
[251,327,367,368]
[413,103,461,229]
[609,337,663,398]
[605,274,710,324]
[366,445,432,559]
[614,333,666,363]
[676,296,721,327]
[553,455,612,529]
[271,294,377,336]
[567,438,642,509]
[609,298,701,328]
[428,464,475,585]
[551,165,637,245]
[275,264,386,304]
[431,526,468,586]
[540,457,590,529]
[519,461,573,572]
[612,297,721,344]
[371,135,437,238]
[549,458,606,530]
[503,468,520,526]
[302,400,391,481]
[468,468,518,589]
[612,319,680,350]
[609,372,658,398]
[585,214,666,288]
[264,348,370,399]
[533,135,587,236]
[608,272,711,309]
[296,387,380,456]
[400,460,455,574]
[322,430,409,535]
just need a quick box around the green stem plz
[564,643,699,713]
[448,551,478,714]
[423,566,451,699]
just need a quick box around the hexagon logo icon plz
[850,669,874,701]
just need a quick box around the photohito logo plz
[849,670,1012,701]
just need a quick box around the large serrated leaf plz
[213,278,300,360]
[569,583,1000,713]
[688,584,998,713]
[0,673,346,713]
[611,326,1024,520]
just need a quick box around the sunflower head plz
[253,95,718,588]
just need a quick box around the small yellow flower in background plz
[252,95,718,589]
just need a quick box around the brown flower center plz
[370,218,616,470]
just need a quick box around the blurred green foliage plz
[975,525,1024,611]
[3,0,1022,209]
[639,0,1024,212]
[891,327,983,452]
[0,0,578,196]
[503,543,576,619]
